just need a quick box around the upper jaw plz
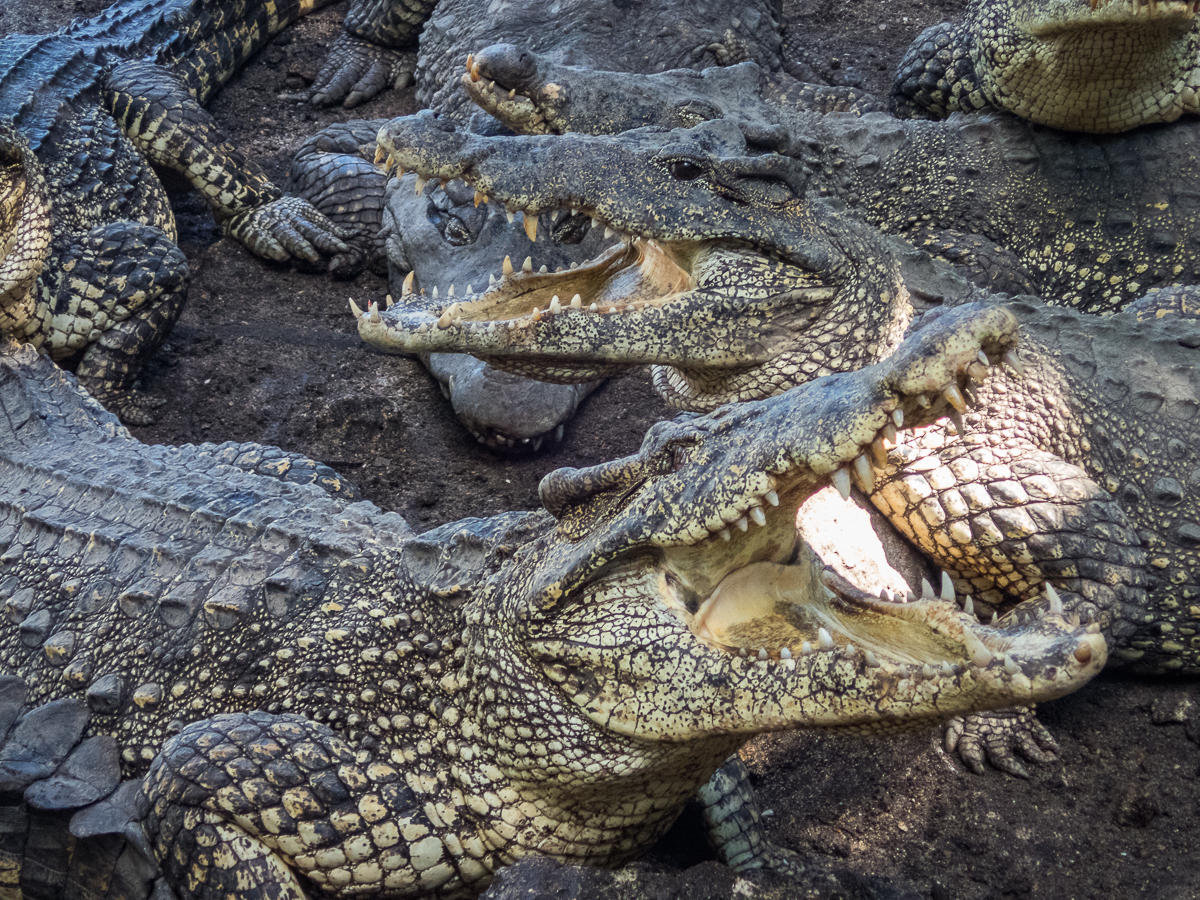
[1021,0,1198,35]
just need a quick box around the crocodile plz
[890,0,1200,133]
[361,117,1200,771]
[304,0,785,116]
[0,0,350,424]
[0,299,1106,896]
[447,52,1200,313]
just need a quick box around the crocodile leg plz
[870,429,1152,775]
[697,755,806,878]
[308,0,438,108]
[40,222,188,425]
[103,59,349,265]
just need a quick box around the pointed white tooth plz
[591,216,601,229]
[570,294,583,309]
[739,648,748,658]
[523,214,538,242]
[921,578,935,600]
[880,587,892,602]
[922,664,936,679]
[853,453,875,493]
[437,309,453,329]
[801,641,813,656]
[780,647,792,660]
[604,226,614,239]
[489,273,497,286]
[757,648,768,661]
[940,571,955,603]
[991,611,999,624]
[1003,654,1020,676]
[447,284,455,298]
[736,517,749,532]
[963,630,994,667]
[539,265,548,273]
[943,384,968,413]
[765,490,779,507]
[589,303,598,312]
[348,299,364,318]
[977,350,990,367]
[864,650,880,668]
[719,528,731,542]
[1003,349,1025,377]
[506,209,515,224]
[473,190,486,207]
[521,256,532,273]
[431,286,439,299]
[530,307,541,322]
[570,262,579,269]
[503,256,516,277]
[941,661,954,676]
[549,296,562,313]
[831,467,852,500]
[749,507,766,527]
[1045,583,1064,615]
[845,643,856,656]
[963,595,975,616]
[414,175,428,194]
[818,628,834,650]
[402,270,415,296]
[892,408,903,428]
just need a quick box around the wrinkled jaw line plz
[460,54,562,135]
[1022,0,1197,35]
[358,144,834,378]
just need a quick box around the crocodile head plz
[361,114,922,412]
[459,47,792,147]
[969,0,1200,131]
[489,302,1104,741]
[0,121,51,337]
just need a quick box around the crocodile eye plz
[668,159,705,181]
[670,444,691,472]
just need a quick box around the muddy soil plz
[6,0,1199,897]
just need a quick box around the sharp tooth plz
[940,571,955,602]
[415,175,428,194]
[880,587,892,602]
[845,643,856,656]
[447,284,455,298]
[963,630,994,667]
[921,578,935,599]
[853,453,875,493]
[963,595,974,616]
[488,273,497,287]
[474,190,486,207]
[991,611,999,624]
[603,226,614,239]
[977,350,990,366]
[749,507,766,526]
[531,307,542,322]
[736,517,749,531]
[739,648,748,658]
[589,303,598,312]
[503,256,514,276]
[967,361,988,383]
[831,467,852,500]
[1003,654,1020,676]
[465,53,474,71]
[757,648,768,661]
[882,422,897,445]
[892,408,904,428]
[1003,349,1025,377]
[373,144,387,165]
[765,490,779,507]
[523,214,539,242]
[719,528,731,542]
[549,296,562,313]
[943,384,968,413]
[1045,583,1064,615]
[539,265,548,273]
[591,216,601,228]
[941,661,955,676]
[780,647,792,660]
[437,309,453,329]
[922,664,936,679]
[570,294,583,309]
[608,306,619,314]
[818,628,834,650]
[871,435,889,468]
[522,256,533,273]
[402,270,415,296]
[864,650,880,668]
[348,299,363,318]
[431,286,439,299]
[570,262,579,269]
[801,641,813,656]
[506,210,515,224]
[383,294,393,309]
[508,88,517,100]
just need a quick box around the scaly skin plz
[362,119,1200,772]
[0,0,349,423]
[447,57,1200,312]
[890,0,1200,132]
[0,305,1106,897]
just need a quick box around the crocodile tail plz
[162,0,338,103]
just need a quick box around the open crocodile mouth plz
[362,146,835,371]
[460,53,562,136]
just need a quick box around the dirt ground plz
[7,0,1200,897]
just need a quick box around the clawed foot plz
[308,33,416,108]
[222,197,352,264]
[944,706,1059,778]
